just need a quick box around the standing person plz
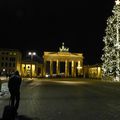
[8,70,22,115]
[0,79,1,92]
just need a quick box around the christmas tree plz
[101,0,120,81]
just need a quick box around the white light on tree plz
[101,0,120,81]
[115,0,120,5]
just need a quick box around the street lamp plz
[28,52,36,79]
[28,52,36,59]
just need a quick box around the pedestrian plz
[0,79,1,92]
[8,70,22,115]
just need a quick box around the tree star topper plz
[115,0,120,5]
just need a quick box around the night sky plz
[0,0,114,65]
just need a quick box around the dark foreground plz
[0,78,120,120]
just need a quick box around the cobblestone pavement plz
[0,78,120,120]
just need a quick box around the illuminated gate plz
[43,43,84,77]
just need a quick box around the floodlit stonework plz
[0,43,102,78]
[43,52,83,77]
[43,43,83,77]
[21,60,43,77]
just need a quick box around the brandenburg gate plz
[43,43,83,77]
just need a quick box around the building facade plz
[84,65,102,79]
[21,60,43,77]
[0,49,22,76]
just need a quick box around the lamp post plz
[28,52,36,79]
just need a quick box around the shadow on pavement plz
[0,116,31,120]
[0,115,38,120]
[16,115,33,120]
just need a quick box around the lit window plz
[13,52,16,55]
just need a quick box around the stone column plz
[77,61,81,76]
[71,61,74,77]
[43,60,47,77]
[74,61,76,77]
[81,59,84,77]
[65,60,68,77]
[25,64,26,76]
[67,61,69,77]
[50,60,53,77]
[56,60,60,75]
[97,67,101,79]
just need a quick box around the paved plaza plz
[0,78,120,120]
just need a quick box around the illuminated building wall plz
[0,49,22,75]
[84,65,102,79]
[21,60,43,77]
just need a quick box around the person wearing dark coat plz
[0,79,1,92]
[8,70,22,114]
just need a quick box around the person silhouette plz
[8,70,22,115]
[0,79,1,92]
